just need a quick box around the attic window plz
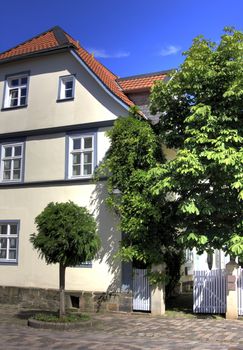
[3,74,29,109]
[58,75,75,101]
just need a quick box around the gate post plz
[226,259,239,320]
[151,264,166,316]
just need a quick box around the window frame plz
[0,141,25,183]
[2,72,30,109]
[0,220,20,265]
[66,131,97,180]
[57,74,75,101]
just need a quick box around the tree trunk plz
[59,264,66,318]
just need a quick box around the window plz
[3,74,29,108]
[80,261,92,267]
[68,134,95,178]
[58,75,75,100]
[0,222,19,263]
[0,143,24,182]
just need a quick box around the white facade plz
[0,49,128,292]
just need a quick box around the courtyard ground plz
[1,303,243,349]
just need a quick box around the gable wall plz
[0,52,128,134]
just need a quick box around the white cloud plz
[159,45,181,56]
[87,48,130,58]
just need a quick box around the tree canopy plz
[150,27,243,257]
[31,201,100,267]
[30,201,100,316]
[99,114,184,291]
[99,28,243,289]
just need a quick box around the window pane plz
[0,225,7,235]
[73,153,81,165]
[73,139,81,150]
[13,170,20,180]
[20,97,26,105]
[10,98,18,107]
[83,164,92,175]
[0,250,6,259]
[10,89,18,98]
[21,77,27,85]
[13,159,21,170]
[14,146,22,157]
[84,138,92,149]
[9,238,16,248]
[10,79,19,87]
[21,88,27,97]
[65,81,73,89]
[4,160,11,170]
[9,250,16,260]
[4,147,12,157]
[83,152,92,164]
[3,171,11,180]
[73,165,81,176]
[65,89,72,98]
[10,225,17,235]
[0,238,7,248]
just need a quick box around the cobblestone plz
[0,304,243,349]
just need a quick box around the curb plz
[28,318,93,330]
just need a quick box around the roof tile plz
[117,74,167,92]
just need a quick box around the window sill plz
[0,261,18,266]
[1,105,28,111]
[0,180,23,185]
[56,98,74,103]
[67,175,93,181]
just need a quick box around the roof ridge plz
[52,26,71,46]
[0,26,61,56]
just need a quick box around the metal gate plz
[237,267,243,315]
[193,269,226,313]
[132,268,151,311]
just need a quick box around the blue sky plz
[0,0,242,77]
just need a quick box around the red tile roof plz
[117,73,168,92]
[0,31,60,60]
[0,26,134,108]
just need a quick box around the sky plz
[0,0,242,77]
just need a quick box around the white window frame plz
[58,75,75,100]
[0,142,24,183]
[3,74,29,108]
[0,221,19,264]
[68,134,95,179]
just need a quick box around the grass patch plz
[33,312,90,323]
[165,293,224,320]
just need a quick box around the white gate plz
[193,269,226,313]
[132,268,151,312]
[237,267,243,315]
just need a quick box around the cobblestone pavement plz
[1,305,243,349]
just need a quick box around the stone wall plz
[0,286,132,313]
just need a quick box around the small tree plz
[30,201,100,317]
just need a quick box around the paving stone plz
[1,304,243,349]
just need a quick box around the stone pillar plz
[225,259,239,320]
[151,264,166,316]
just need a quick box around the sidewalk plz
[1,304,243,349]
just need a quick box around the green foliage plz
[30,201,100,267]
[33,312,90,323]
[150,28,243,257]
[97,115,184,287]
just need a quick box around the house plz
[0,26,170,313]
